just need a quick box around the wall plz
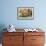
[0,0,46,30]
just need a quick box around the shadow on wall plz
[0,24,7,43]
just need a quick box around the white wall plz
[0,0,46,29]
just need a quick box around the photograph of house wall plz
[17,7,34,20]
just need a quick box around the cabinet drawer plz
[3,32,23,36]
[24,32,44,36]
[32,36,45,44]
[32,44,44,46]
[3,36,23,44]
[24,36,32,41]
[3,43,23,46]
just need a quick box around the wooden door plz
[24,33,32,46]
[2,32,23,46]
[24,32,45,46]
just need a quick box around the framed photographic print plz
[17,7,34,20]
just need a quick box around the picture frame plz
[17,7,34,20]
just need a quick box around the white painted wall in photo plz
[0,44,2,46]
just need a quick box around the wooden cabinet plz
[2,32,45,46]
